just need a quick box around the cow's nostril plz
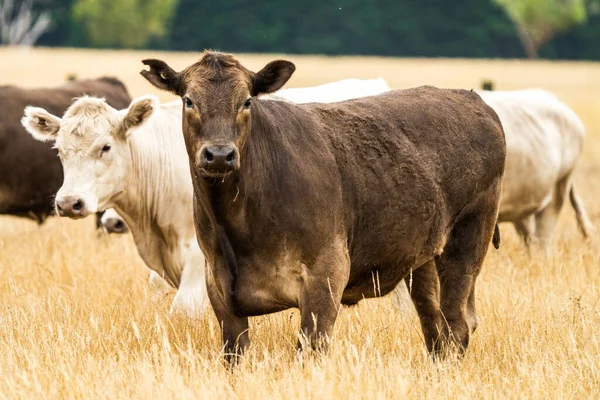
[226,152,235,163]
[204,150,214,162]
[72,201,82,212]
[114,221,124,230]
[56,204,63,212]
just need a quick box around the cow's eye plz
[244,98,252,109]
[102,144,111,153]
[184,97,194,108]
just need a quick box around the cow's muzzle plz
[56,196,88,219]
[196,144,240,178]
[102,216,129,234]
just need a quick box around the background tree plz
[494,0,588,58]
[5,0,600,61]
[0,0,51,46]
[168,0,522,57]
[71,0,177,48]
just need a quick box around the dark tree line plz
[26,0,600,60]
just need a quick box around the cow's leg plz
[148,270,172,300]
[513,215,535,249]
[534,176,570,257]
[206,262,249,363]
[405,260,442,353]
[297,238,349,353]
[434,203,496,358]
[569,183,596,238]
[170,255,208,318]
[466,282,478,333]
[391,281,414,312]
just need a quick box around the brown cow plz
[141,51,506,360]
[0,77,131,223]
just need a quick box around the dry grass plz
[0,47,599,399]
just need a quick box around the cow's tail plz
[492,223,501,249]
[569,184,596,238]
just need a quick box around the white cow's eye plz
[102,144,111,153]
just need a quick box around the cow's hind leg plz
[513,215,535,250]
[297,237,349,354]
[405,260,442,353]
[569,183,596,238]
[434,205,497,357]
[534,176,570,257]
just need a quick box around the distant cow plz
[139,51,506,359]
[22,78,392,319]
[264,77,390,104]
[96,208,129,234]
[478,89,596,254]
[0,77,131,227]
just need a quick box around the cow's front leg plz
[206,259,249,363]
[170,254,208,319]
[148,270,173,300]
[297,238,350,354]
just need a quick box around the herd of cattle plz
[1,51,596,360]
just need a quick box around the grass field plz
[0,47,599,399]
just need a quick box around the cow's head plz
[21,95,158,218]
[140,51,295,179]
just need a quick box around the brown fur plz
[0,78,131,222]
[141,51,506,359]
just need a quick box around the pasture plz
[1,47,599,398]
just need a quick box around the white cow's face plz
[22,96,158,219]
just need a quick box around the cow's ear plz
[21,106,62,142]
[140,59,181,94]
[251,60,296,96]
[120,95,158,137]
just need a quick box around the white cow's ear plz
[21,106,62,142]
[121,95,159,136]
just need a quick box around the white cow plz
[477,89,595,254]
[98,208,129,234]
[264,78,390,104]
[22,79,392,318]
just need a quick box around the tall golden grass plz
[0,48,599,399]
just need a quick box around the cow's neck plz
[114,106,190,286]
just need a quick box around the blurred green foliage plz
[71,0,176,48]
[28,0,600,60]
[494,0,588,58]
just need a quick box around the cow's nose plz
[56,197,86,218]
[103,218,129,234]
[200,145,238,170]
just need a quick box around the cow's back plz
[477,89,585,221]
[0,78,131,220]
[305,86,506,294]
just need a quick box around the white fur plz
[21,106,62,142]
[263,77,390,104]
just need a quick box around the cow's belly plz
[498,185,554,221]
[232,251,305,316]
[0,185,15,212]
[498,135,560,222]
